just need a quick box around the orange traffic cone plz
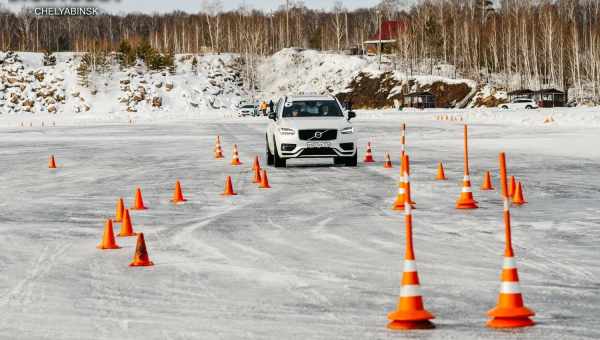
[252,155,261,171]
[252,167,262,184]
[508,176,516,197]
[48,155,57,169]
[171,180,187,203]
[115,198,125,222]
[363,141,375,162]
[117,209,137,237]
[400,123,406,159]
[435,162,447,180]
[383,152,393,168]
[131,187,147,210]
[231,144,242,165]
[481,171,494,190]
[392,154,416,210]
[512,181,527,205]
[222,176,237,195]
[387,181,435,330]
[259,170,271,188]
[97,219,120,250]
[456,125,478,209]
[214,136,224,159]
[129,233,154,267]
[487,153,535,328]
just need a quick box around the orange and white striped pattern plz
[387,178,434,330]
[456,125,478,209]
[383,152,393,168]
[363,141,375,162]
[230,144,242,165]
[214,136,224,159]
[392,154,415,210]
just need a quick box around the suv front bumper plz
[279,142,356,158]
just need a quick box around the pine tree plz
[117,40,136,68]
[77,54,91,87]
[42,49,56,66]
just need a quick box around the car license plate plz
[306,142,331,148]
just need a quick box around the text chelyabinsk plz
[34,7,98,16]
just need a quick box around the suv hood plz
[279,117,350,130]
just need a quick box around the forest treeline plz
[1,0,599,100]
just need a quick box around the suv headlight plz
[341,126,354,134]
[278,127,295,136]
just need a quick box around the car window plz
[243,105,254,108]
[282,100,343,118]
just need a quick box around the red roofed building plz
[364,20,407,55]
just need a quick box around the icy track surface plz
[0,113,599,339]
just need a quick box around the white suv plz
[266,95,357,167]
[500,98,539,110]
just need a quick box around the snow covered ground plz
[0,109,599,339]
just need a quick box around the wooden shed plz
[533,88,567,107]
[402,91,436,109]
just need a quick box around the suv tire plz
[266,135,274,165]
[273,138,286,168]
[525,105,532,109]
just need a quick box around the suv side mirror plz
[268,112,277,120]
[347,111,356,120]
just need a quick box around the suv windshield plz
[282,100,343,118]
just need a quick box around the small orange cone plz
[129,233,154,267]
[508,176,516,197]
[383,152,393,168]
[481,171,494,190]
[363,141,375,162]
[456,125,478,209]
[392,154,415,210]
[259,170,271,188]
[252,167,262,184]
[214,136,224,159]
[387,181,435,330]
[97,219,120,250]
[115,198,125,222]
[252,155,261,171]
[171,180,187,203]
[487,153,535,328]
[117,209,137,237]
[231,144,242,165]
[512,181,527,205]
[222,176,237,195]
[435,162,447,180]
[131,187,147,210]
[48,155,57,169]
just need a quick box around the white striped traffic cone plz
[456,125,478,209]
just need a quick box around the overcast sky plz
[2,0,391,14]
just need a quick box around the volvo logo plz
[314,131,323,139]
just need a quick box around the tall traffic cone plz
[487,153,535,328]
[383,152,393,168]
[392,154,415,210]
[387,181,435,330]
[48,155,57,169]
[508,176,516,197]
[115,198,125,222]
[214,136,224,159]
[252,155,261,171]
[363,141,375,162]
[129,233,154,267]
[117,209,137,237]
[131,187,147,210]
[435,162,447,180]
[512,181,527,205]
[456,125,478,209]
[97,219,120,250]
[231,144,242,165]
[252,167,262,184]
[481,171,494,190]
[171,180,187,203]
[259,170,271,188]
[222,176,237,195]
[400,123,406,159]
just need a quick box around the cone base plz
[384,163,392,168]
[481,187,494,190]
[130,207,147,211]
[363,158,374,163]
[129,260,154,267]
[117,232,138,237]
[171,199,187,203]
[487,317,534,328]
[435,177,447,181]
[392,203,416,211]
[97,244,120,250]
[512,200,527,205]
[259,185,271,189]
[221,192,237,196]
[387,320,435,330]
[456,200,478,209]
[231,161,242,165]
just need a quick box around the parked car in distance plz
[237,104,258,117]
[499,98,539,110]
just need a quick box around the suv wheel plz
[501,105,508,109]
[525,105,532,109]
[273,139,286,168]
[266,135,274,165]
[344,152,358,167]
